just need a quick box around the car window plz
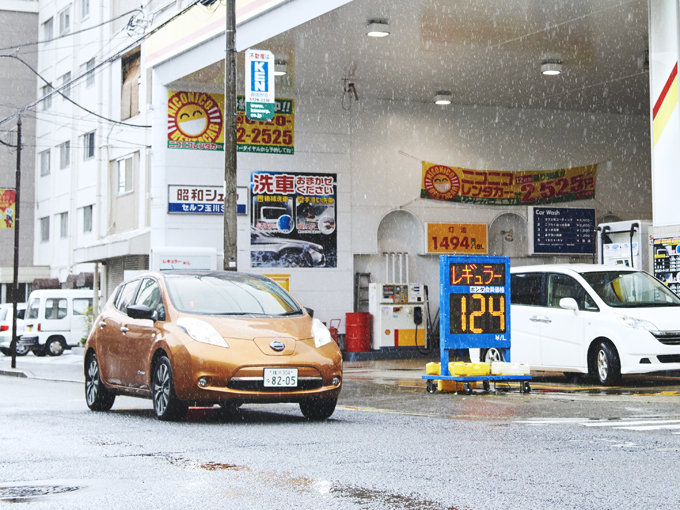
[45,298,68,320]
[73,298,92,315]
[0,309,6,321]
[511,273,545,306]
[547,273,599,311]
[26,298,40,319]
[581,270,680,308]
[115,280,141,314]
[17,308,25,320]
[135,279,165,320]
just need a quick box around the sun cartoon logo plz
[168,91,223,146]
[423,164,461,201]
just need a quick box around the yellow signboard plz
[0,189,15,229]
[167,91,224,150]
[237,96,294,155]
[427,223,487,254]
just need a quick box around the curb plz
[0,369,29,378]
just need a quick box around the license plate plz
[263,368,298,387]
[27,326,32,332]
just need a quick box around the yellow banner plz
[167,91,224,151]
[237,96,294,155]
[427,224,487,254]
[0,189,16,229]
[421,162,597,206]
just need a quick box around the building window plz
[59,212,68,238]
[117,157,133,194]
[83,131,95,160]
[43,17,53,41]
[58,141,70,169]
[86,58,95,87]
[83,205,92,233]
[40,217,49,242]
[58,6,70,35]
[121,50,140,121]
[81,0,89,19]
[60,72,72,99]
[40,150,50,176]
[41,84,53,110]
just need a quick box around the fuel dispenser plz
[597,220,651,272]
[368,283,428,350]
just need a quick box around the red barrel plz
[345,312,371,352]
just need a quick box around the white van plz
[20,289,97,356]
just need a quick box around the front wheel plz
[85,353,115,411]
[300,397,337,420]
[482,348,503,363]
[152,357,188,421]
[590,341,621,386]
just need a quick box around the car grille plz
[657,355,680,363]
[227,377,323,392]
[651,331,680,345]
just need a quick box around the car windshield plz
[580,270,680,308]
[164,274,302,315]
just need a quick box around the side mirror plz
[305,307,314,318]
[559,297,579,313]
[127,304,156,320]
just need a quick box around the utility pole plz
[10,116,21,369]
[223,0,237,271]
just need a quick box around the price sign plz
[427,223,487,254]
[439,255,511,351]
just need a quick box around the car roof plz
[133,270,272,281]
[511,263,643,274]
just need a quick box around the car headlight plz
[615,314,658,331]
[312,318,332,348]
[177,318,229,348]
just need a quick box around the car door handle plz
[99,321,107,327]
[530,316,552,323]
[120,326,129,333]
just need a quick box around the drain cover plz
[0,485,81,500]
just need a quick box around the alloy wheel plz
[153,363,171,416]
[85,357,99,406]
[597,349,608,382]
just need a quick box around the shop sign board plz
[653,237,680,297]
[250,171,337,268]
[237,96,294,154]
[421,161,597,205]
[0,189,15,228]
[245,49,275,121]
[168,186,224,214]
[529,207,595,254]
[427,223,487,254]
[167,91,224,151]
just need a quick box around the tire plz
[426,380,437,394]
[590,341,621,386]
[33,346,47,357]
[14,342,29,356]
[482,348,504,363]
[152,357,188,421]
[85,353,115,411]
[46,337,65,356]
[0,347,9,356]
[299,397,337,420]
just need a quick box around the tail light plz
[0,325,8,332]
[38,323,41,331]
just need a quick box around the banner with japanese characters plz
[421,161,597,206]
[0,189,15,229]
[237,96,294,155]
[167,91,224,150]
[250,171,336,268]
[168,186,224,214]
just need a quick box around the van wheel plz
[590,341,621,386]
[46,338,65,356]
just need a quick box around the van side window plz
[511,273,545,306]
[135,278,165,320]
[115,280,141,313]
[73,298,93,315]
[548,273,599,311]
[27,299,40,319]
[45,298,68,320]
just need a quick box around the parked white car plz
[0,303,27,356]
[473,264,680,385]
[19,289,96,356]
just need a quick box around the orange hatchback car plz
[84,271,343,421]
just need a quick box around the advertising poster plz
[427,223,487,254]
[530,207,596,254]
[0,189,15,229]
[250,171,336,268]
[237,96,294,155]
[167,91,224,150]
[421,161,597,205]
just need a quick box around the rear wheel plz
[300,397,337,420]
[152,357,188,421]
[590,341,621,386]
[85,353,115,411]
[46,337,65,356]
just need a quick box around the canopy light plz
[366,21,390,37]
[434,91,452,105]
[274,61,287,76]
[541,61,562,76]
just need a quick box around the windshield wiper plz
[277,310,303,316]
[212,312,248,315]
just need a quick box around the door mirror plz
[305,307,314,318]
[559,297,579,312]
[127,304,157,320]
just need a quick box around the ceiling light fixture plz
[434,91,452,105]
[541,60,562,76]
[274,60,287,76]
[366,21,390,37]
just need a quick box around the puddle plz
[0,485,81,502]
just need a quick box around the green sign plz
[246,102,275,122]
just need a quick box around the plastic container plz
[490,362,530,376]
[345,312,371,352]
[449,362,490,377]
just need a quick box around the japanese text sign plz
[167,91,224,150]
[168,186,224,214]
[427,223,487,254]
[245,49,275,121]
[237,96,294,155]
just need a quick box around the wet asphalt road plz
[2,353,680,508]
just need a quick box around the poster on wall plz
[529,207,595,254]
[237,96,294,154]
[167,91,224,151]
[426,223,487,254]
[653,237,680,297]
[421,161,597,206]
[250,171,336,268]
[0,189,15,228]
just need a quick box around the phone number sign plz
[237,96,294,155]
[427,223,487,254]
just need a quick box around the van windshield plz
[26,298,40,319]
[580,270,680,308]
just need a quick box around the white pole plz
[405,252,409,283]
[391,252,396,283]
[384,252,389,282]
[398,253,403,283]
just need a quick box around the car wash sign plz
[245,49,275,121]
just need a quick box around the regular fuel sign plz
[245,49,275,121]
